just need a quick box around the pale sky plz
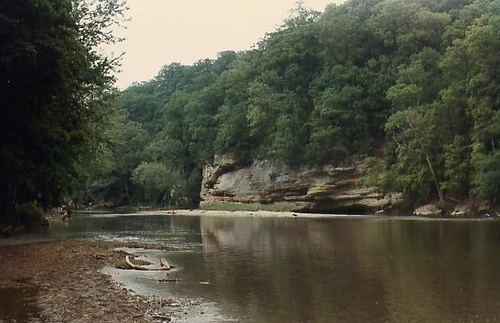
[107,0,343,89]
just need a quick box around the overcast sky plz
[106,0,343,89]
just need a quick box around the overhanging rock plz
[200,157,402,214]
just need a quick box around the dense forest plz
[76,0,500,210]
[3,0,500,226]
[0,0,126,228]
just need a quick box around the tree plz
[131,162,179,206]
[385,107,445,205]
[213,61,253,160]
[0,0,126,221]
[246,82,282,151]
[73,0,494,211]
[368,0,450,62]
[317,3,365,65]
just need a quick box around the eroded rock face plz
[200,157,402,214]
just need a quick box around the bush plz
[2,204,47,232]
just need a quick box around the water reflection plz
[15,213,500,322]
[8,213,203,250]
[199,217,500,322]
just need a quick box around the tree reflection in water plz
[199,217,500,322]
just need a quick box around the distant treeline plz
[75,0,500,209]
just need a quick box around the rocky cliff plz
[200,156,402,214]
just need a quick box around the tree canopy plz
[0,0,126,225]
[49,0,500,210]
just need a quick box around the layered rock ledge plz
[201,156,402,214]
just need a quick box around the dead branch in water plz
[124,255,171,271]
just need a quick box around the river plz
[14,212,500,322]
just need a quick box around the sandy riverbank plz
[94,208,495,221]
[112,209,364,218]
[0,240,176,322]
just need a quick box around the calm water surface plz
[29,214,500,321]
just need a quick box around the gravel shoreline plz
[0,240,172,322]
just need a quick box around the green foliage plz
[0,0,126,221]
[381,2,500,205]
[246,82,281,148]
[385,108,439,204]
[132,162,176,205]
[369,0,451,61]
[442,136,471,198]
[76,0,500,209]
[471,151,500,201]
[2,204,46,232]
[308,64,379,164]
[387,49,443,110]
[363,157,400,195]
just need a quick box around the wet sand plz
[123,209,493,221]
[116,209,343,218]
[0,240,172,322]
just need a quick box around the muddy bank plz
[0,240,175,322]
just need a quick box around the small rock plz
[414,204,442,217]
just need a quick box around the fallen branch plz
[124,255,171,271]
[160,258,170,270]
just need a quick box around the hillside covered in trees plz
[74,0,500,212]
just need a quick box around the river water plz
[21,213,500,321]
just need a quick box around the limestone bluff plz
[201,155,403,214]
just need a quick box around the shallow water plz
[11,213,500,322]
[0,284,41,322]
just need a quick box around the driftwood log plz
[160,258,171,269]
[125,255,171,271]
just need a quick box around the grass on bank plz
[199,203,296,213]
